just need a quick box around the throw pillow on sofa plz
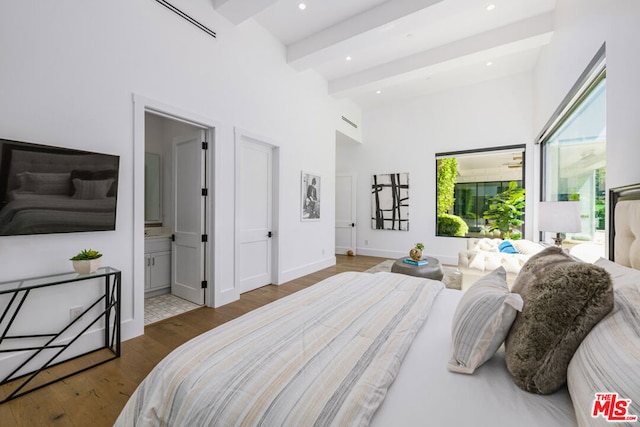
[505,246,614,394]
[498,241,518,254]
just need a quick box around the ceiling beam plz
[328,12,554,95]
[212,0,277,25]
[287,0,445,70]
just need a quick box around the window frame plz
[537,44,606,243]
[435,144,526,238]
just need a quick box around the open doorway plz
[143,111,209,325]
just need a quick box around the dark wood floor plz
[0,255,387,426]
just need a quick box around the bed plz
[116,184,640,427]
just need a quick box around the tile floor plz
[144,293,202,325]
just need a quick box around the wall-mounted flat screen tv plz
[0,138,120,236]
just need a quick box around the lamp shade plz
[538,201,582,233]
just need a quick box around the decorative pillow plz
[567,275,640,426]
[467,252,488,271]
[448,267,523,374]
[476,239,500,252]
[70,169,118,196]
[499,241,518,254]
[510,245,576,294]
[510,239,545,256]
[72,178,114,199]
[505,246,614,394]
[16,171,71,195]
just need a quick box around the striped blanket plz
[115,272,444,426]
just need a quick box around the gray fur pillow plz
[505,246,614,394]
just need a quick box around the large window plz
[540,48,606,246]
[436,146,525,238]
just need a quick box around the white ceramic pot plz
[72,258,102,274]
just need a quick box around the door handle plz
[351,223,355,227]
[267,231,273,238]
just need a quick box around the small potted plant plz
[70,249,103,274]
[409,243,425,261]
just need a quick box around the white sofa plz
[458,238,545,289]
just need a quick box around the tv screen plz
[0,138,120,236]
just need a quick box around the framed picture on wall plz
[301,171,321,221]
[371,172,409,230]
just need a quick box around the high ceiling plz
[213,0,556,108]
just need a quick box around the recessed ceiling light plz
[406,33,414,39]
[486,61,493,67]
[346,56,352,61]
[486,4,496,11]
[376,90,382,94]
[298,2,306,10]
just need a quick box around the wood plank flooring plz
[0,255,387,426]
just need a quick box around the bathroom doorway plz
[143,111,208,324]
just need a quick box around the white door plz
[336,173,357,255]
[237,137,273,293]
[172,131,206,305]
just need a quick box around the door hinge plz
[202,188,208,196]
[201,234,208,242]
[171,234,175,242]
[201,280,208,289]
[202,141,208,150]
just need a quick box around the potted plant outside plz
[70,249,103,274]
[483,181,525,239]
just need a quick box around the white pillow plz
[510,239,544,256]
[448,267,524,374]
[467,252,487,271]
[567,261,640,425]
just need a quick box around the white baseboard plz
[279,256,336,284]
[356,247,405,259]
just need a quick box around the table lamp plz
[538,201,581,246]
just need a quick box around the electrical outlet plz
[365,240,369,245]
[70,306,83,322]
[322,249,325,255]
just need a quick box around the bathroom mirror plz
[145,152,162,224]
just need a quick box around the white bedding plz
[371,288,577,427]
[116,272,444,426]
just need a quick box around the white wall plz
[534,0,640,191]
[0,0,337,341]
[337,73,534,264]
[338,0,640,264]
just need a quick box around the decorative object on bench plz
[409,242,424,261]
[538,201,581,246]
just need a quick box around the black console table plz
[0,267,120,403]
